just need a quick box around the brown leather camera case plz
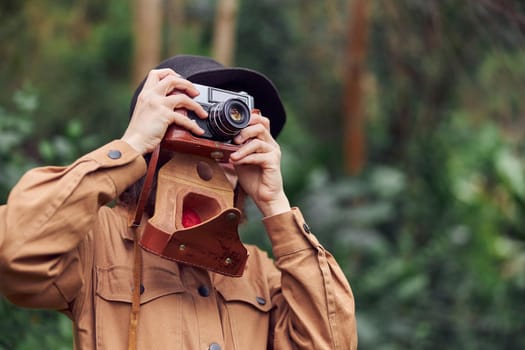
[139,152,248,277]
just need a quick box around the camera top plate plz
[192,83,254,111]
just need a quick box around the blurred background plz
[1,0,525,349]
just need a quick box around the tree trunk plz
[165,0,186,57]
[133,0,163,85]
[212,0,239,66]
[343,0,370,175]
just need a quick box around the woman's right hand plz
[121,68,208,155]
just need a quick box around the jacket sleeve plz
[0,140,146,310]
[263,207,357,350]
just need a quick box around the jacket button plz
[131,284,145,295]
[209,343,221,350]
[303,223,311,233]
[198,285,210,297]
[256,296,266,305]
[107,149,122,159]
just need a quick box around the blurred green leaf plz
[495,148,525,199]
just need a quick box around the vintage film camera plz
[162,84,254,162]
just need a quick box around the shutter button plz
[107,150,122,159]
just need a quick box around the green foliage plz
[237,0,352,172]
[0,0,132,144]
[0,299,72,350]
[239,1,525,348]
[0,84,39,200]
[295,121,525,349]
[0,85,90,350]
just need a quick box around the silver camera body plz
[188,84,254,142]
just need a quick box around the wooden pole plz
[132,0,163,85]
[212,0,239,66]
[343,0,370,175]
[165,0,186,56]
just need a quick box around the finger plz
[230,152,276,166]
[165,94,208,118]
[249,113,271,131]
[157,68,180,80]
[142,68,180,90]
[230,139,276,161]
[155,74,201,98]
[234,123,275,145]
[167,109,206,135]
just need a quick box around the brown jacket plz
[0,140,357,349]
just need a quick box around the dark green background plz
[1,1,525,349]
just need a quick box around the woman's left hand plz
[229,111,291,217]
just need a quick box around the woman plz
[0,55,357,349]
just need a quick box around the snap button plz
[225,212,238,222]
[198,285,210,297]
[303,223,311,233]
[209,343,221,350]
[132,284,145,295]
[196,161,213,181]
[107,149,122,159]
[256,296,266,305]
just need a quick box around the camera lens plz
[208,99,251,141]
[229,106,243,122]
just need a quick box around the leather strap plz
[129,145,160,227]
[127,228,142,350]
[127,145,160,350]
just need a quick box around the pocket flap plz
[96,265,185,304]
[214,275,273,312]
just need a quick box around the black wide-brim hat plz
[129,55,286,138]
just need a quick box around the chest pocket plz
[95,264,186,350]
[215,275,274,349]
[96,264,184,303]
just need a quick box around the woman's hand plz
[121,68,208,155]
[230,111,291,217]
